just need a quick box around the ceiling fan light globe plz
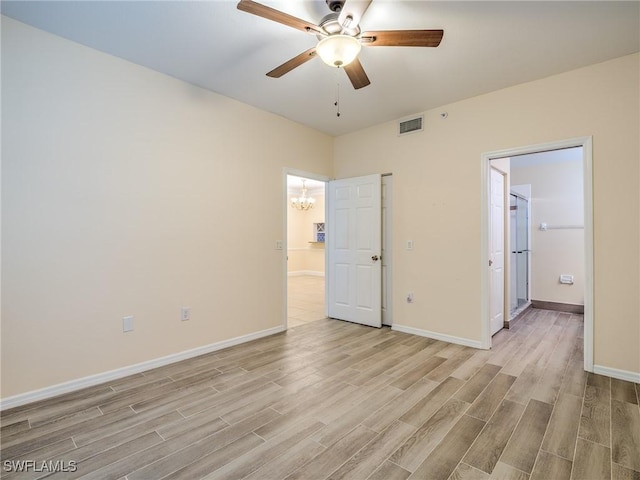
[316,34,361,68]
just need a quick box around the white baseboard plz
[392,324,484,349]
[0,325,286,411]
[287,271,325,277]
[593,364,640,383]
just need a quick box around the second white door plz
[327,174,382,328]
[490,167,505,335]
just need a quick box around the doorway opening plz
[286,173,329,328]
[481,137,593,372]
[283,171,393,330]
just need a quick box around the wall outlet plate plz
[123,315,134,332]
[559,275,574,285]
[181,307,191,321]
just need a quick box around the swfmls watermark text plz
[3,460,78,473]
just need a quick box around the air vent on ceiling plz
[398,115,424,136]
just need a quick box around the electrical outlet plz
[407,240,414,250]
[406,292,414,303]
[123,315,134,332]
[181,307,191,321]
[275,240,283,250]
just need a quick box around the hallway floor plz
[287,275,326,327]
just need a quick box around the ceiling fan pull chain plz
[335,69,341,117]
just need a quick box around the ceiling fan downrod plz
[326,0,344,13]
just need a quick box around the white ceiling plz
[2,1,639,136]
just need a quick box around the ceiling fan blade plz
[338,0,372,29]
[361,30,444,47]
[344,58,371,89]
[237,0,324,35]
[266,48,317,78]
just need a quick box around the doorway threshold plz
[506,303,532,329]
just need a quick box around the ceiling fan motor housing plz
[326,0,344,13]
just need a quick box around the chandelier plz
[291,180,315,211]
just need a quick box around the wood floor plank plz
[242,438,326,480]
[125,408,281,480]
[408,414,485,479]
[156,409,228,441]
[326,420,415,480]
[390,398,469,471]
[571,437,611,480]
[499,399,554,474]
[425,350,476,383]
[45,431,164,480]
[578,384,611,447]
[369,461,411,480]
[611,398,640,471]
[164,433,265,480]
[284,424,377,480]
[454,363,502,404]
[530,451,572,480]
[312,385,401,447]
[611,463,640,480]
[449,462,491,480]
[202,417,325,480]
[463,400,527,474]
[466,373,517,422]
[178,377,280,418]
[611,379,639,405]
[0,439,77,480]
[587,372,611,390]
[0,407,136,460]
[1,407,104,448]
[399,376,465,427]
[390,356,447,390]
[559,358,587,398]
[82,408,279,480]
[0,420,31,437]
[540,392,583,460]
[361,379,436,434]
[489,461,530,479]
[504,363,544,405]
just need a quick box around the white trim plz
[0,326,285,411]
[593,365,640,384]
[287,270,325,277]
[392,324,485,349]
[480,137,594,371]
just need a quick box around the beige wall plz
[287,192,325,275]
[1,17,333,398]
[2,16,639,400]
[511,153,585,306]
[334,53,639,375]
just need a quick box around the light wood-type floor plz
[287,275,326,327]
[2,309,639,480]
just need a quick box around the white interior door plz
[381,175,393,326]
[328,174,382,328]
[490,168,505,335]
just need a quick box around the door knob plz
[372,255,380,262]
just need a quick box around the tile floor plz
[287,275,326,327]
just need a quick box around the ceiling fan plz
[237,0,444,89]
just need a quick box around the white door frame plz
[480,137,594,373]
[283,168,331,329]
